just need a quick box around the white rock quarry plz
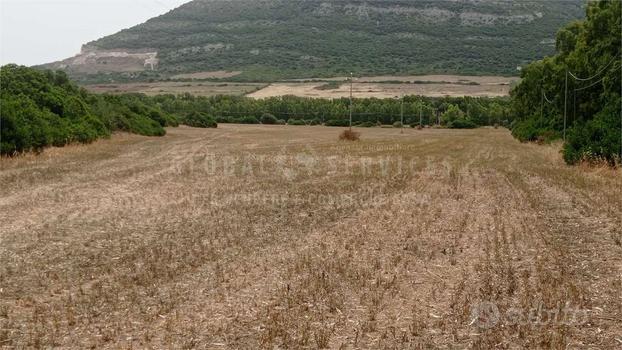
[47,46,159,73]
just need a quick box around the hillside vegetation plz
[511,0,621,165]
[48,0,584,82]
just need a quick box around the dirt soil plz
[1,126,620,349]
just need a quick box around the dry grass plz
[0,125,620,349]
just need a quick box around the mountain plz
[43,0,585,82]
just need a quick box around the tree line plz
[152,93,511,128]
[510,0,621,165]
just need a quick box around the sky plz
[0,0,189,66]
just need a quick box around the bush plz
[230,116,260,124]
[287,119,306,125]
[441,104,465,125]
[511,117,558,142]
[325,119,350,127]
[260,113,278,124]
[308,118,322,125]
[0,65,122,154]
[563,103,621,165]
[339,129,360,141]
[184,111,217,128]
[358,121,376,128]
[448,118,478,129]
[277,119,287,125]
[89,94,167,137]
[240,116,260,124]
[148,110,169,127]
[393,121,403,128]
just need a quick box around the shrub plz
[441,104,465,125]
[447,118,477,129]
[563,104,621,166]
[229,116,260,124]
[148,110,168,127]
[183,111,218,128]
[308,118,322,125]
[0,65,124,154]
[393,121,403,128]
[277,119,287,125]
[511,117,558,142]
[339,129,360,141]
[358,121,375,128]
[325,119,350,127]
[287,119,306,125]
[238,116,260,124]
[260,113,278,124]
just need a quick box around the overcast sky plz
[0,0,189,66]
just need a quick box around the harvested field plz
[84,81,266,97]
[84,75,517,99]
[248,79,514,99]
[1,126,621,348]
[294,74,518,85]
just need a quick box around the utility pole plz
[540,78,545,120]
[349,72,353,131]
[564,70,568,141]
[400,94,404,133]
[419,103,422,127]
[541,90,544,119]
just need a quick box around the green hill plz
[44,0,585,82]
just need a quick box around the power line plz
[564,70,568,141]
[572,64,621,92]
[543,91,555,104]
[568,54,619,81]
[574,76,606,92]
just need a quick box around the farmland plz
[84,81,266,97]
[84,75,516,99]
[1,125,620,348]
[248,75,516,99]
